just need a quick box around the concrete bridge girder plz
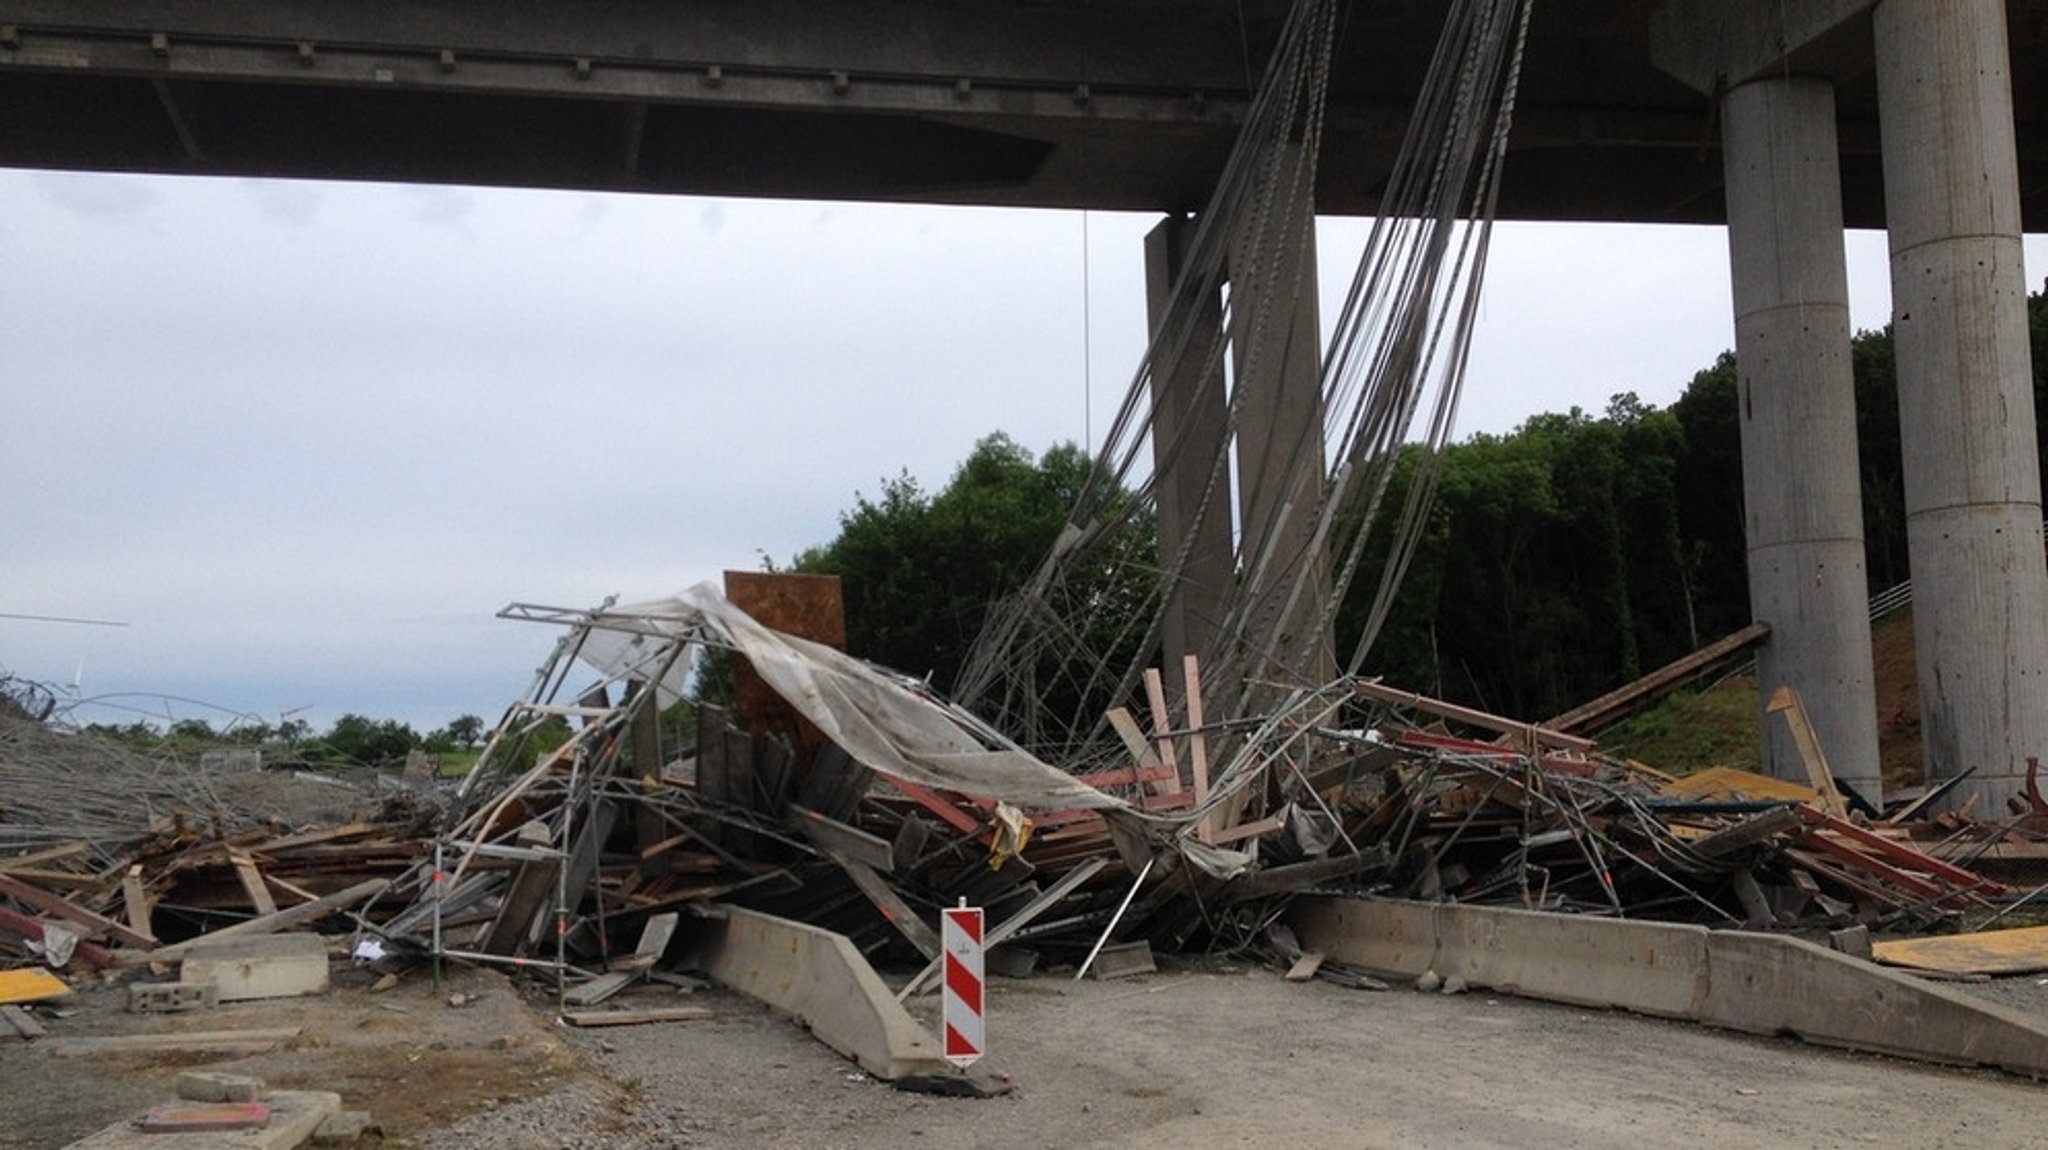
[14,1,2048,225]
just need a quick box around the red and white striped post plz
[941,901,984,1068]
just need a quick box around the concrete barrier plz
[1292,895,1436,977]
[1702,930,2048,1077]
[1291,895,2048,1080]
[1432,902,1709,1020]
[695,907,949,1080]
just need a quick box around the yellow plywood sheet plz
[1873,925,2048,977]
[1659,766,1817,804]
[0,967,72,1005]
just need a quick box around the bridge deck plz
[1,1,2045,227]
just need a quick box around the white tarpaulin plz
[582,585,1131,813]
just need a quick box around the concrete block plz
[1431,902,1710,1020]
[311,1110,378,1146]
[181,934,329,1002]
[1088,940,1155,979]
[175,1072,265,1103]
[61,1090,340,1150]
[1828,924,1873,959]
[128,981,218,1013]
[695,907,948,1080]
[1702,930,2048,1076]
[138,1103,271,1133]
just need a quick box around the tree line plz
[82,711,488,768]
[800,288,2048,724]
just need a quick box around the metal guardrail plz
[1867,579,1914,622]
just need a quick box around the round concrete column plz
[1721,76,1881,803]
[1875,0,2048,812]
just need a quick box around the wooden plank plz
[262,872,324,906]
[561,798,619,919]
[1543,621,1770,733]
[121,865,152,940]
[1660,766,1818,804]
[125,878,388,966]
[791,803,895,874]
[1795,805,2003,894]
[1142,668,1181,784]
[1766,686,1850,820]
[0,968,72,1005]
[480,856,563,956]
[50,1027,299,1057]
[1688,806,1801,860]
[694,707,732,846]
[0,905,114,968]
[561,1006,713,1027]
[755,735,796,814]
[1353,681,1598,753]
[0,867,107,890]
[1219,847,1391,904]
[1872,924,2048,977]
[1071,763,1179,789]
[563,971,639,1007]
[630,685,671,878]
[1183,654,1212,840]
[0,842,89,872]
[1105,707,1165,772]
[1923,841,2048,862]
[1284,951,1326,982]
[638,832,695,860]
[0,873,156,949]
[612,911,679,973]
[231,855,278,917]
[875,775,981,837]
[796,742,875,824]
[825,849,941,961]
[1210,815,1284,846]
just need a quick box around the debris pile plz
[359,584,1394,985]
[1336,684,2010,936]
[0,714,427,971]
[3,579,2041,1016]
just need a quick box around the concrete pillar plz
[1875,0,2048,812]
[1143,214,1234,681]
[1721,76,1882,803]
[1227,151,1336,694]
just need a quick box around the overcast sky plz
[3,167,2044,735]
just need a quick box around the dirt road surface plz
[4,956,2043,1149]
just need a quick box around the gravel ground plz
[6,953,2047,1149]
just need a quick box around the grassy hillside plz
[1588,611,1921,785]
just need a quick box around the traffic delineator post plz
[941,903,984,1067]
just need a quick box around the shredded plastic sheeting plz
[585,585,1133,814]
